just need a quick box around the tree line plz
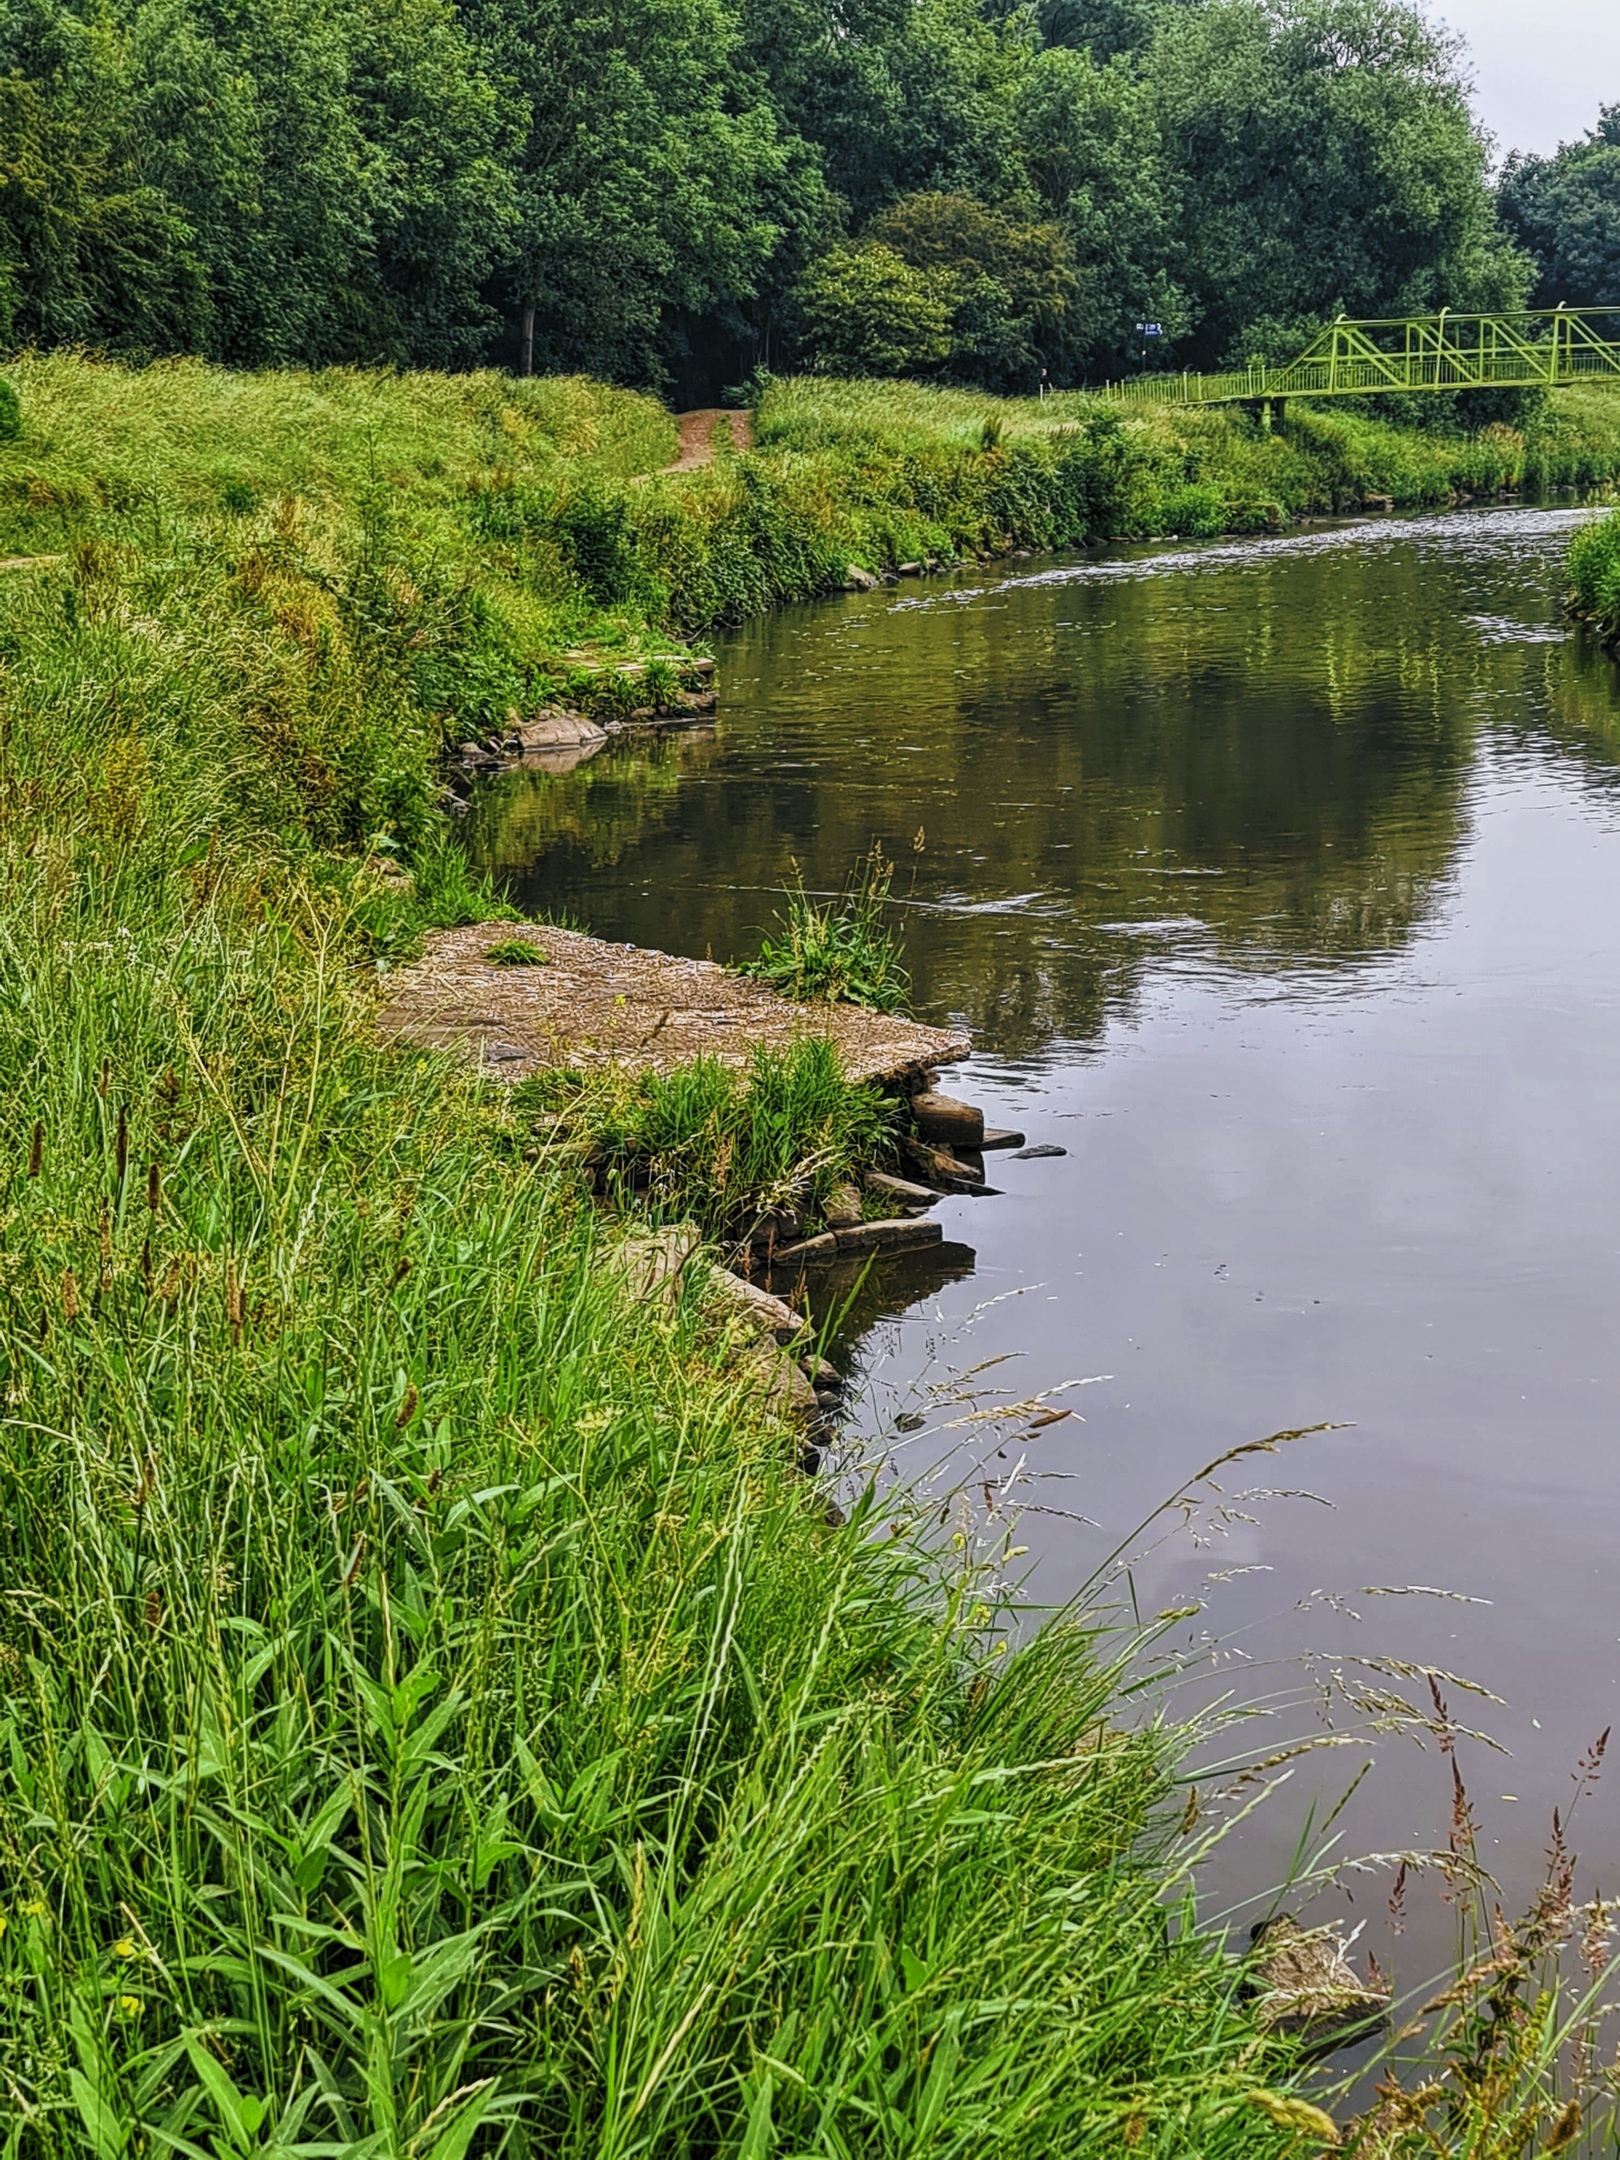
[0,0,1614,397]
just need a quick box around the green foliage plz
[0,691,1296,2150]
[556,1036,897,1234]
[0,376,17,441]
[742,846,912,1013]
[867,191,1080,390]
[794,241,957,377]
[467,0,799,383]
[1145,0,1532,370]
[0,0,1576,398]
[485,933,550,963]
[1567,508,1620,644]
[1500,106,1620,310]
[1016,41,1188,377]
[0,0,515,366]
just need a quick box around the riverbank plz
[1,359,1613,2151]
[0,489,1324,2158]
[4,357,1620,753]
[1567,506,1620,649]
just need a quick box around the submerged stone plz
[833,1218,943,1254]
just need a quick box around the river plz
[470,505,1620,1998]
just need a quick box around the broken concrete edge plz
[604,1224,825,1427]
[377,921,971,1094]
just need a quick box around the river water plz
[471,507,1620,1993]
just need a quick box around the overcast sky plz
[1419,0,1620,160]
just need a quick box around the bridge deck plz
[1097,308,1620,409]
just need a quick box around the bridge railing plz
[1092,308,1620,409]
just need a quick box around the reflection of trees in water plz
[470,532,1618,1062]
[466,733,717,884]
[1525,633,1620,792]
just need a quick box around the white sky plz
[1420,0,1620,160]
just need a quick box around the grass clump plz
[524,1036,897,1241]
[1568,508,1620,647]
[485,934,550,964]
[741,847,912,1014]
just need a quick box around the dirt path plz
[668,407,753,472]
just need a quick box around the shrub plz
[1567,506,1620,642]
[794,242,956,377]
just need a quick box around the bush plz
[794,242,956,377]
[0,376,19,442]
[1567,506,1620,642]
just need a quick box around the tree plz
[793,241,955,375]
[1146,0,1530,367]
[867,190,1077,388]
[1499,108,1620,310]
[0,0,209,355]
[0,0,514,367]
[1016,43,1188,375]
[734,0,1032,220]
[466,0,792,385]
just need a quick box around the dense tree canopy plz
[0,0,1574,391]
[1499,109,1620,311]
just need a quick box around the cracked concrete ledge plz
[377,921,970,1088]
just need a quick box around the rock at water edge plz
[912,1091,985,1148]
[833,1218,944,1255]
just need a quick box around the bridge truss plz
[1096,308,1620,409]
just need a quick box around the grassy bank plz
[2,356,1617,2150]
[0,419,1326,2155]
[4,359,1619,741]
[1567,507,1620,649]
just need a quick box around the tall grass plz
[6,358,1619,703]
[0,451,1325,2158]
[3,356,1619,2153]
[740,847,912,1015]
[522,1037,899,1242]
[1567,508,1620,647]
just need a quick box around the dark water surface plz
[472,508,1620,1988]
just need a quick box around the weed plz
[542,1036,896,1239]
[485,934,550,964]
[741,845,912,1013]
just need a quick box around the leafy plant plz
[1568,507,1620,645]
[485,933,550,963]
[741,845,911,1013]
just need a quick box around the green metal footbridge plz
[1097,306,1620,409]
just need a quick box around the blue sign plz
[1136,321,1164,337]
